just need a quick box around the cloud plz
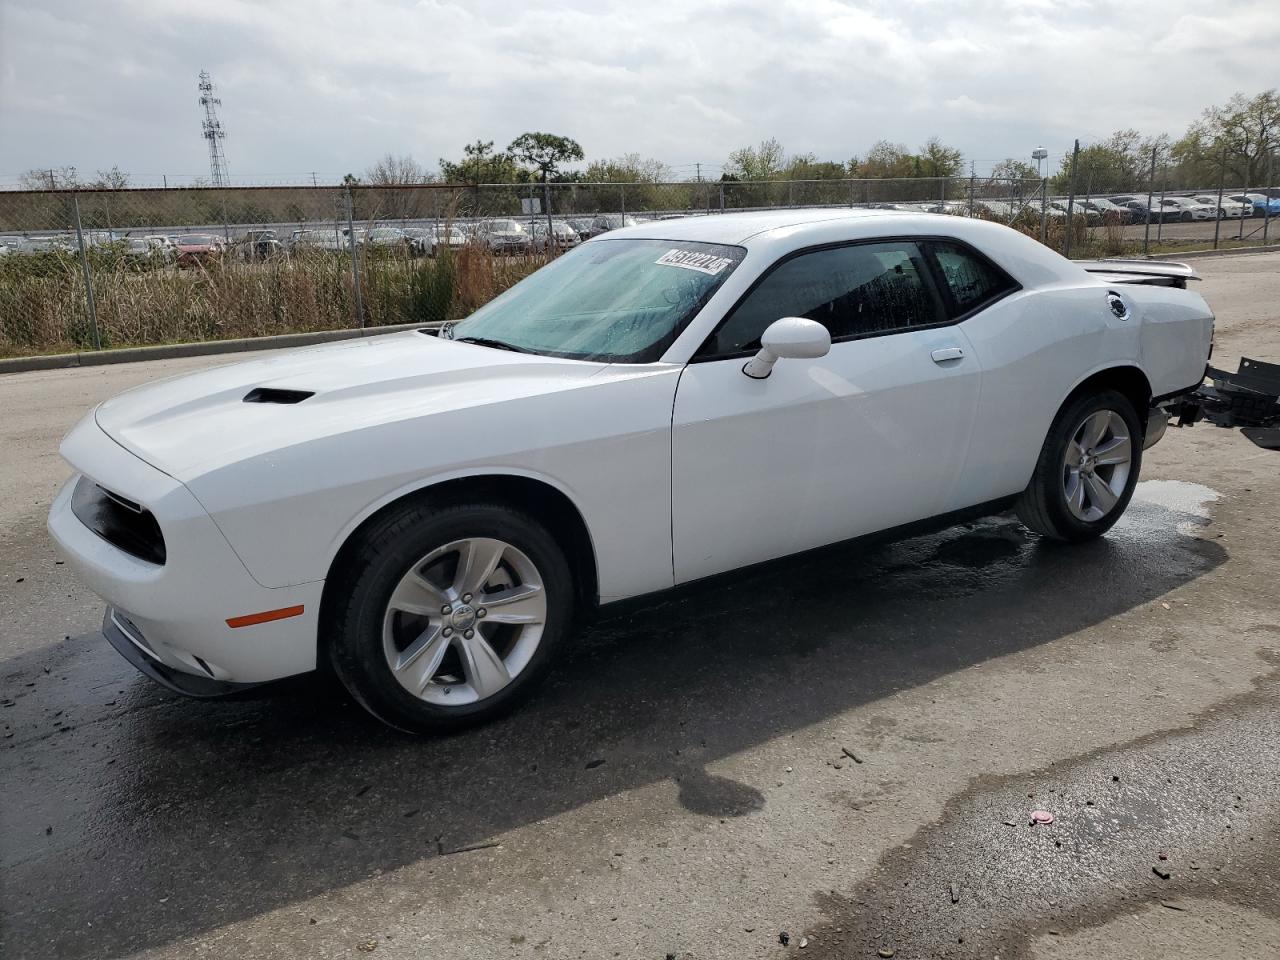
[0,0,1276,183]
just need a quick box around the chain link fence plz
[1,176,1275,357]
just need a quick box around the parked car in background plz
[1192,195,1251,219]
[1049,201,1101,225]
[19,235,77,254]
[565,218,594,241]
[289,229,346,253]
[1159,196,1218,222]
[1079,198,1134,224]
[0,237,22,256]
[475,219,532,254]
[50,209,1215,733]
[431,225,468,256]
[532,219,583,251]
[368,227,423,255]
[588,214,640,237]
[1112,199,1161,224]
[174,235,226,267]
[241,229,285,262]
[143,235,177,261]
[1227,193,1280,217]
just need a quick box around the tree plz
[991,158,1040,182]
[439,140,522,185]
[583,154,671,183]
[507,132,585,182]
[364,154,430,185]
[90,166,130,189]
[724,138,786,180]
[1174,89,1279,188]
[913,137,964,178]
[851,141,915,178]
[1046,130,1172,194]
[19,166,79,190]
[784,156,848,180]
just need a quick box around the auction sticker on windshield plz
[655,249,735,275]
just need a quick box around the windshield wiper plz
[454,336,534,354]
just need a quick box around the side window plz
[929,241,1017,315]
[705,241,944,356]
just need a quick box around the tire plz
[326,500,573,733]
[1015,389,1143,543]
[1181,212,1193,222]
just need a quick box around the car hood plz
[94,330,610,482]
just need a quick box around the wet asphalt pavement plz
[2,253,1279,959]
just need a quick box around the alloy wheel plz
[381,537,547,705]
[1061,409,1133,522]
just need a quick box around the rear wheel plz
[327,501,573,733]
[1016,389,1142,542]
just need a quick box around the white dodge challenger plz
[49,209,1214,732]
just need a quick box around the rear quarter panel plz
[1128,285,1214,396]
[951,283,1137,509]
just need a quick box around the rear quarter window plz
[928,241,1018,315]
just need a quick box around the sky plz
[0,0,1276,186]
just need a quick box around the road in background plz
[1,253,1278,959]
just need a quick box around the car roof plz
[593,207,901,247]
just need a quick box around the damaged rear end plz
[1169,357,1280,451]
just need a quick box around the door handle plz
[931,347,965,363]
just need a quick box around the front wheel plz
[327,501,573,733]
[1016,389,1142,542]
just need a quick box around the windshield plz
[444,238,745,362]
[180,235,217,245]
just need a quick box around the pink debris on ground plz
[1030,810,1055,825]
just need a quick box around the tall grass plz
[0,244,555,358]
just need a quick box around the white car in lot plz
[49,210,1214,732]
[1159,196,1219,222]
[1191,195,1252,220]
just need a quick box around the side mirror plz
[742,317,831,379]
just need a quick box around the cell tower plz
[198,70,228,186]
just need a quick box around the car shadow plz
[0,488,1227,960]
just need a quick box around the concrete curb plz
[0,321,441,375]
[1148,244,1279,262]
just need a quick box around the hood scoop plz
[243,387,314,404]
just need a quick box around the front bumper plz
[49,413,324,687]
[104,608,269,698]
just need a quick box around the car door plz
[670,239,983,584]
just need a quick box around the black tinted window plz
[929,241,1017,314]
[706,241,944,355]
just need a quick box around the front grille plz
[71,476,167,565]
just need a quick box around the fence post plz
[619,184,626,218]
[1156,185,1165,244]
[1263,146,1274,247]
[1063,139,1080,258]
[344,187,365,329]
[719,184,725,212]
[939,176,946,212]
[1239,171,1248,241]
[1039,178,1048,244]
[968,172,975,218]
[544,181,553,238]
[1213,147,1226,250]
[1143,147,1156,257]
[71,193,102,351]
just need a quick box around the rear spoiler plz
[1077,259,1199,289]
